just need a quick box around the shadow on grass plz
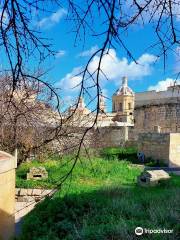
[17,177,180,240]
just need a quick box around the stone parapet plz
[0,151,17,240]
[15,188,56,222]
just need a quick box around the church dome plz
[113,77,134,96]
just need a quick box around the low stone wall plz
[15,188,55,221]
[138,133,170,164]
[58,126,130,152]
[169,133,180,167]
[138,132,180,168]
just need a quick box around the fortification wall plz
[55,126,129,154]
[134,103,180,134]
[92,126,128,148]
[135,87,180,107]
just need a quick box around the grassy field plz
[16,150,180,240]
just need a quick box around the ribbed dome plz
[113,77,134,96]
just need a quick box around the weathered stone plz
[34,196,42,202]
[16,195,35,203]
[41,189,52,196]
[27,189,33,195]
[26,196,35,202]
[16,188,20,195]
[27,167,48,180]
[17,196,25,202]
[138,132,180,168]
[32,189,42,196]
[137,170,170,186]
[134,101,180,136]
[20,188,27,196]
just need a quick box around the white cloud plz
[37,8,67,29]
[56,50,66,58]
[78,45,99,57]
[148,78,180,91]
[57,67,82,91]
[87,49,156,84]
[58,49,156,93]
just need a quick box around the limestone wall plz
[15,188,55,221]
[135,86,180,107]
[0,151,17,240]
[92,126,128,148]
[138,133,180,168]
[169,134,180,167]
[138,133,170,164]
[134,103,180,134]
[58,126,130,152]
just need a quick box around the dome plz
[113,77,134,96]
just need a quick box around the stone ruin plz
[137,170,170,187]
[27,167,48,180]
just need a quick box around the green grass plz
[16,152,180,240]
[16,155,141,190]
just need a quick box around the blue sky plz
[1,3,180,111]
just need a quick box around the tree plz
[0,74,63,163]
[0,0,179,185]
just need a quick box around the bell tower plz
[112,76,134,123]
[99,96,105,112]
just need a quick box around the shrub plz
[100,147,138,162]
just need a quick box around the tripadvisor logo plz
[135,227,173,235]
[135,227,143,235]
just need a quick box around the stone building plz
[63,77,134,149]
[66,76,180,146]
[67,76,135,127]
[112,76,134,124]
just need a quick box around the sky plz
[1,2,180,111]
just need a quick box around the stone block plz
[27,189,33,195]
[20,189,27,196]
[32,189,42,196]
[25,196,35,202]
[16,196,24,202]
[16,188,20,195]
[137,170,170,187]
[41,189,52,196]
[27,167,48,180]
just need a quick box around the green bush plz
[100,147,138,162]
